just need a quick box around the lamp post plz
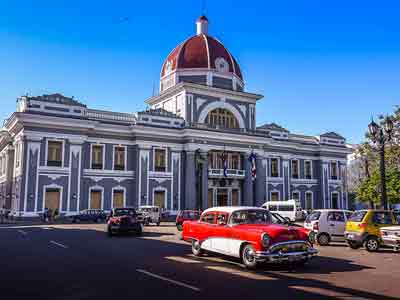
[368,117,394,210]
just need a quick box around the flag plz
[248,152,257,181]
[221,151,228,177]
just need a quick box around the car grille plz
[120,218,131,225]
[269,241,309,254]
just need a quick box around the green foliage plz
[354,106,400,206]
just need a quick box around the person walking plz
[0,205,5,224]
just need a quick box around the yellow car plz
[345,210,398,252]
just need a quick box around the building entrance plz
[216,189,228,206]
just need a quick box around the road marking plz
[50,240,68,249]
[17,230,28,236]
[205,266,277,281]
[291,286,358,299]
[165,256,202,264]
[136,269,201,292]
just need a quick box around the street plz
[0,223,399,300]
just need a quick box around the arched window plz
[205,108,239,129]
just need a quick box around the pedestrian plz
[0,205,5,224]
[43,207,49,223]
[54,208,59,221]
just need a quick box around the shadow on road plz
[0,225,398,300]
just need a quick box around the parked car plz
[345,210,398,251]
[176,210,201,231]
[70,209,107,223]
[261,199,303,222]
[271,212,315,244]
[107,208,143,236]
[304,209,353,246]
[182,206,318,269]
[138,206,161,226]
[380,226,400,251]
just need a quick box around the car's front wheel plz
[192,240,204,256]
[242,244,258,269]
[365,236,380,252]
[347,241,361,249]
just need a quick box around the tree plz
[354,106,400,207]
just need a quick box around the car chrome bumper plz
[255,247,318,263]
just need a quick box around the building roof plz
[24,93,86,107]
[161,30,242,80]
[257,123,289,132]
[320,131,345,139]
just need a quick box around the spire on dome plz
[196,15,209,35]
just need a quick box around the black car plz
[107,208,142,236]
[70,209,107,223]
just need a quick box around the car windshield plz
[306,211,321,222]
[230,210,271,225]
[114,209,136,217]
[183,211,200,219]
[271,213,287,224]
[349,211,367,222]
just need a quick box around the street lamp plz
[368,116,394,210]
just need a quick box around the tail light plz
[313,222,319,231]
[358,223,367,229]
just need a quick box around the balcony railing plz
[208,168,245,179]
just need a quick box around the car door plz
[211,212,231,254]
[198,212,216,251]
[327,211,346,241]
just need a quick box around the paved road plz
[0,223,399,300]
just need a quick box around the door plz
[232,189,239,206]
[154,190,165,209]
[211,212,231,254]
[208,189,214,208]
[327,211,346,241]
[113,190,124,208]
[331,193,339,209]
[90,190,102,210]
[305,192,313,210]
[216,189,228,206]
[45,189,60,211]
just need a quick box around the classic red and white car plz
[182,207,318,269]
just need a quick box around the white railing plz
[208,168,245,178]
[87,109,135,123]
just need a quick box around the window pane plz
[291,160,299,178]
[155,149,166,172]
[271,159,279,177]
[305,161,312,179]
[114,147,125,170]
[92,145,103,169]
[47,141,62,167]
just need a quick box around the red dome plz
[161,34,243,80]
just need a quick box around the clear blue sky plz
[1,0,399,143]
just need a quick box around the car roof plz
[203,206,266,214]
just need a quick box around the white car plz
[380,226,400,251]
[138,206,161,226]
[304,209,353,246]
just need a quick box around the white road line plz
[17,230,28,236]
[136,269,201,292]
[50,240,68,249]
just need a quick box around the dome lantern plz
[196,15,209,35]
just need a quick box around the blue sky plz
[1,0,399,143]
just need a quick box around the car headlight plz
[262,233,270,248]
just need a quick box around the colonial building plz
[0,16,351,217]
